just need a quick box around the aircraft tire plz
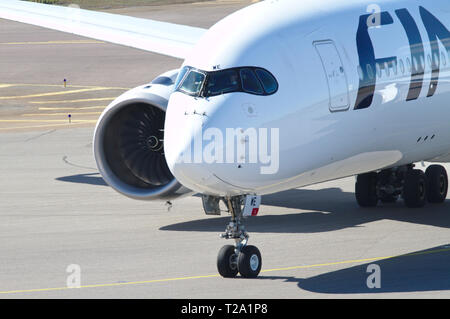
[237,245,262,278]
[355,172,378,207]
[425,165,448,203]
[403,169,427,208]
[217,245,238,278]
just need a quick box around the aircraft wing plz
[0,0,207,59]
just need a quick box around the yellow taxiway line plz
[0,88,114,100]
[0,83,130,90]
[22,112,102,116]
[0,247,448,295]
[0,119,97,123]
[38,106,106,111]
[31,97,115,104]
[0,40,104,45]
[0,122,93,131]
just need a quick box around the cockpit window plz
[240,68,264,95]
[175,66,278,97]
[205,69,240,97]
[178,70,206,95]
[174,66,190,90]
[254,68,278,94]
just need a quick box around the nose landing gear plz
[217,196,262,278]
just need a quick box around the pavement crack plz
[24,129,56,142]
[62,155,97,170]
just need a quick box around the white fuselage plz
[164,0,450,196]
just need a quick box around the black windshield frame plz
[175,66,278,98]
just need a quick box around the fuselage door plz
[314,40,350,111]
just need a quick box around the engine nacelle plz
[93,69,193,201]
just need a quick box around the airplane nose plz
[164,92,279,195]
[164,93,225,194]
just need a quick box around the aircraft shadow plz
[56,174,450,233]
[56,173,450,294]
[160,188,450,233]
[258,245,450,294]
[56,173,108,186]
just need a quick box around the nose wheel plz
[237,245,262,278]
[217,244,262,278]
[217,196,262,278]
[217,245,238,278]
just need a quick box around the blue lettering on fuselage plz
[355,12,396,110]
[396,8,425,101]
[355,6,450,109]
[420,6,450,97]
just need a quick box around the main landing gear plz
[355,164,448,208]
[217,196,262,278]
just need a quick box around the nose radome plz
[164,93,224,194]
[165,92,274,196]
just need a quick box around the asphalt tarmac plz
[0,0,450,299]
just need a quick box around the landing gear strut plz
[355,164,448,208]
[217,196,262,278]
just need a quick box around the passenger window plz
[413,56,418,71]
[400,59,405,74]
[357,65,364,80]
[434,52,440,67]
[376,63,382,78]
[384,62,390,77]
[255,69,278,94]
[392,61,398,76]
[442,52,447,67]
[366,64,374,79]
[240,68,264,95]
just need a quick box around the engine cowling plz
[93,69,193,201]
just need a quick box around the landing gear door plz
[242,195,261,217]
[314,40,350,112]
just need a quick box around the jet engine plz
[93,69,192,201]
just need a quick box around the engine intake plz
[93,70,192,201]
